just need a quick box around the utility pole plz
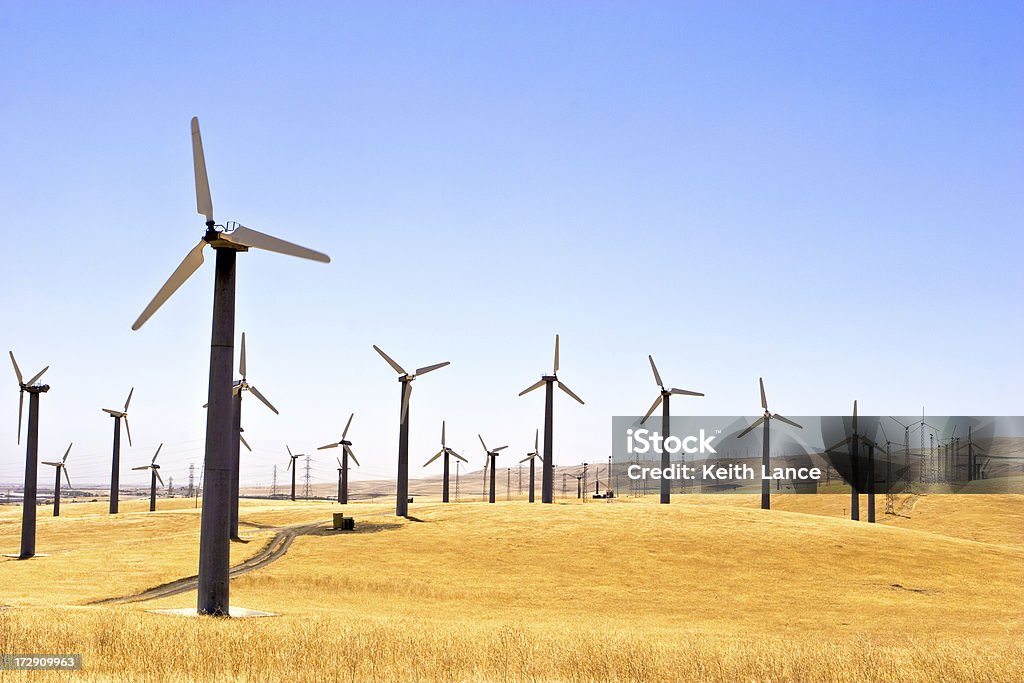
[506,468,511,501]
[582,463,588,502]
[303,454,312,499]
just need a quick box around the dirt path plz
[91,522,324,605]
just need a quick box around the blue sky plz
[1,2,1021,489]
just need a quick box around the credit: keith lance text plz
[626,463,822,481]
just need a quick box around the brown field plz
[1,492,1022,681]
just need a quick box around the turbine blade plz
[495,445,508,452]
[131,466,150,471]
[425,450,445,467]
[853,400,858,432]
[441,420,446,447]
[553,334,560,374]
[400,382,412,423]
[641,394,663,424]
[222,225,331,263]
[534,428,538,451]
[152,442,163,463]
[17,390,23,445]
[478,434,488,452]
[773,414,802,429]
[825,436,852,453]
[373,345,407,375]
[124,417,133,447]
[337,456,343,469]
[62,442,73,462]
[132,240,207,330]
[124,387,134,412]
[737,416,766,439]
[248,385,279,414]
[518,379,545,396]
[414,361,450,377]
[318,443,339,450]
[759,377,767,411]
[287,444,294,457]
[451,450,467,463]
[669,388,703,396]
[25,366,49,387]
[63,467,71,489]
[239,332,247,378]
[239,433,252,451]
[191,117,214,222]
[42,461,62,466]
[556,381,585,405]
[155,470,164,487]
[648,355,663,387]
[286,457,292,471]
[342,412,354,439]
[344,446,359,467]
[9,351,23,385]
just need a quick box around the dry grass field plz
[1,492,1022,682]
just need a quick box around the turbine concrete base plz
[147,607,278,618]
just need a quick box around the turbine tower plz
[825,401,877,522]
[132,443,164,512]
[373,345,450,518]
[9,351,50,560]
[423,421,467,503]
[519,429,542,503]
[102,387,134,514]
[737,378,801,510]
[285,446,305,502]
[518,335,584,504]
[130,117,330,616]
[639,355,703,504]
[478,435,507,504]
[43,443,73,516]
[318,413,359,504]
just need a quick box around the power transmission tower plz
[167,476,174,497]
[562,472,567,499]
[272,465,278,498]
[187,463,195,498]
[303,454,312,499]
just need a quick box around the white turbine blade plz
[519,455,531,463]
[155,470,164,487]
[414,361,450,377]
[131,466,150,471]
[450,450,467,463]
[670,388,704,397]
[239,332,247,378]
[25,366,49,387]
[441,420,446,447]
[62,442,73,462]
[759,377,767,411]
[825,436,852,453]
[9,351,23,385]
[534,428,539,451]
[102,408,123,417]
[248,385,279,414]
[152,442,163,463]
[495,445,508,452]
[239,433,252,451]
[124,417,133,447]
[518,379,545,397]
[344,445,359,467]
[132,240,207,330]
[773,414,802,429]
[648,355,663,387]
[641,394,663,424]
[222,226,330,263]
[373,345,407,375]
[286,457,293,471]
[42,461,62,466]
[191,117,214,222]
[478,434,488,452]
[17,390,23,444]
[556,381,585,405]
[553,334,560,374]
[63,467,71,489]
[342,412,354,439]
[425,450,445,467]
[737,416,766,439]
[317,442,339,450]
[287,444,294,457]
[124,387,134,412]
[400,382,412,423]
[336,456,343,469]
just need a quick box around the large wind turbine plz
[825,401,878,522]
[737,378,801,510]
[639,355,703,504]
[285,445,305,502]
[373,345,450,517]
[518,335,584,504]
[318,413,359,504]
[9,351,49,560]
[130,117,330,616]
[423,421,466,503]
[42,443,73,517]
[132,443,164,512]
[479,435,508,504]
[102,387,134,514]
[519,429,542,503]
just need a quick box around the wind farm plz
[3,3,1023,681]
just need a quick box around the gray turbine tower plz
[737,378,802,510]
[373,345,450,518]
[519,429,542,503]
[285,445,305,502]
[102,387,134,514]
[9,351,50,560]
[825,401,878,522]
[131,117,330,616]
[479,435,508,504]
[318,413,359,504]
[518,335,584,504]
[132,443,164,512]
[423,421,466,503]
[42,443,73,517]
[639,355,703,504]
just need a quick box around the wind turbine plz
[130,117,330,616]
[373,345,450,517]
[479,435,507,504]
[737,378,801,510]
[102,387,134,514]
[519,429,542,503]
[285,445,305,502]
[639,355,703,505]
[825,401,878,522]
[132,443,164,512]
[318,413,359,504]
[42,443,72,517]
[9,351,49,560]
[423,420,466,503]
[518,335,584,504]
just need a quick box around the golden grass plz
[1,494,1023,681]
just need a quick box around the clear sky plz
[1,2,1021,490]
